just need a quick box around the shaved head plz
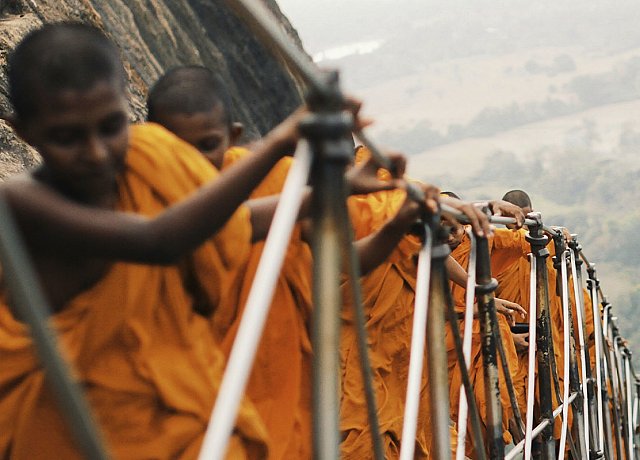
[502,189,532,210]
[8,22,126,121]
[147,66,233,127]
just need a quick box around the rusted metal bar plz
[524,254,538,460]
[427,223,454,460]
[553,235,586,459]
[490,305,526,440]
[475,226,504,459]
[336,184,385,460]
[525,212,555,460]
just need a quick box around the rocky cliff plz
[0,0,307,178]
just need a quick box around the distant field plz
[406,98,640,183]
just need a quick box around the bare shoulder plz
[0,170,60,215]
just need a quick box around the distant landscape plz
[279,0,640,346]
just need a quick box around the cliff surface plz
[0,0,307,178]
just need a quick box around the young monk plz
[147,65,434,459]
[0,22,329,459]
[149,66,312,459]
[496,189,574,441]
[339,147,527,459]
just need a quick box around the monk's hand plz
[390,194,425,232]
[495,297,526,326]
[419,182,440,215]
[440,196,492,238]
[512,332,530,353]
[344,96,374,132]
[265,105,309,156]
[489,200,525,228]
[345,151,406,195]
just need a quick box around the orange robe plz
[0,124,267,459]
[340,186,429,459]
[340,146,440,458]
[216,147,314,460]
[448,229,529,455]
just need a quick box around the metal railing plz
[1,1,639,459]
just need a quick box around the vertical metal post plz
[524,254,538,460]
[625,351,635,460]
[475,230,504,459]
[525,212,555,460]
[427,224,454,460]
[336,195,384,460]
[400,225,432,460]
[199,144,313,460]
[554,236,586,458]
[588,266,607,457]
[570,239,601,459]
[606,312,624,460]
[454,230,488,459]
[302,73,356,460]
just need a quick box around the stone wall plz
[0,0,307,178]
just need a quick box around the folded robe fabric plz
[216,147,314,460]
[340,146,450,459]
[448,228,530,455]
[0,123,268,459]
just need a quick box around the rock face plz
[0,0,307,178]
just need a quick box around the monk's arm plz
[354,196,422,275]
[4,129,292,264]
[247,187,313,243]
[446,256,468,287]
[247,154,411,242]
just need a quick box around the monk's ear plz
[229,122,244,146]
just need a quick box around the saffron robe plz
[340,147,457,459]
[0,123,267,459]
[217,147,314,460]
[448,228,530,455]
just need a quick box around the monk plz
[0,23,330,459]
[443,194,528,456]
[339,149,525,459]
[147,65,429,460]
[495,189,576,442]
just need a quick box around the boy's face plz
[17,79,129,202]
[156,104,231,169]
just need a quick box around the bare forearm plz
[355,220,409,276]
[248,187,312,242]
[446,255,468,287]
[9,135,287,264]
[141,136,286,258]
